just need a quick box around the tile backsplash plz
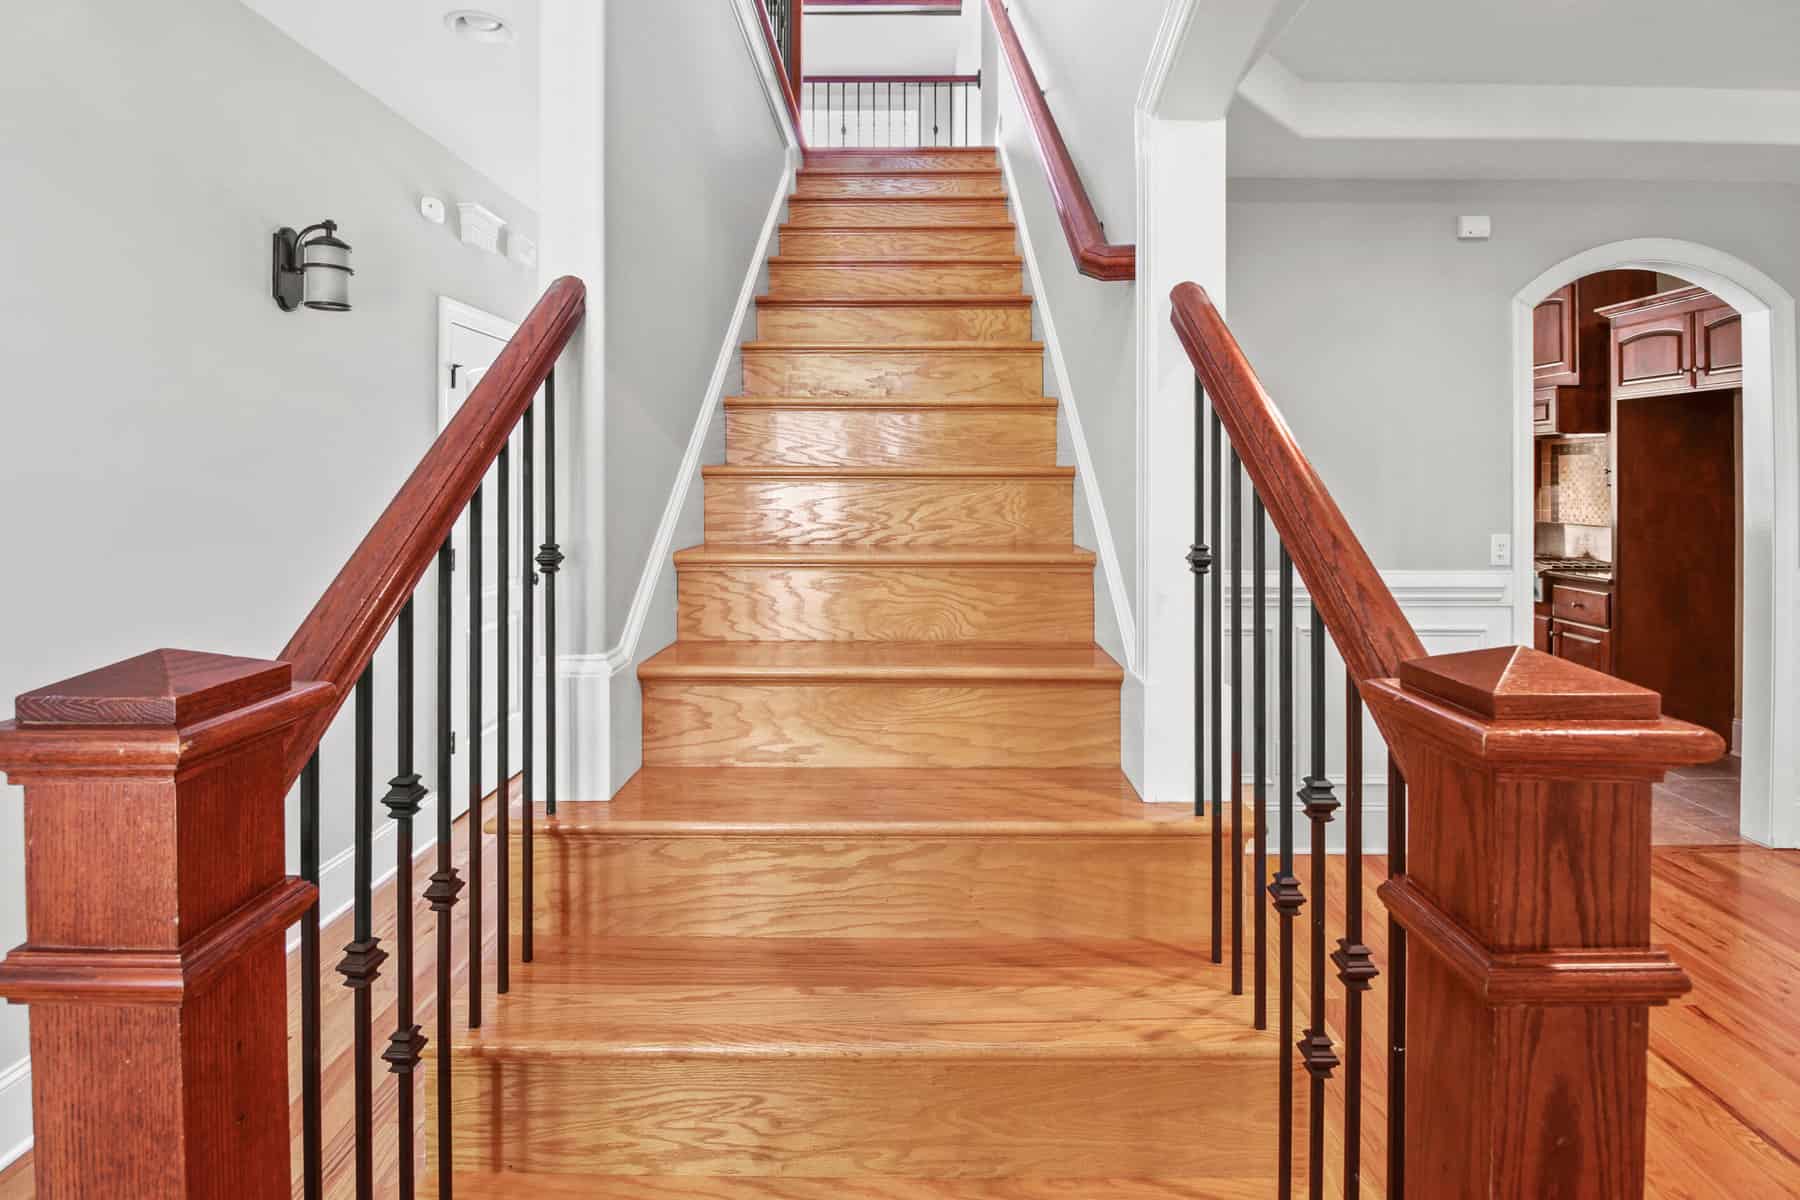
[1536,437,1611,526]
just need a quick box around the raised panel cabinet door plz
[1552,621,1612,674]
[1533,284,1579,385]
[1532,387,1557,435]
[1613,311,1693,399]
[1697,304,1743,391]
[1533,613,1552,653]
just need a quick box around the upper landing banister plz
[984,0,1135,282]
[1170,282,1423,684]
[277,275,585,787]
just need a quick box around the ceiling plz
[242,0,539,208]
[1271,0,1800,90]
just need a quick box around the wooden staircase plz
[430,147,1278,1196]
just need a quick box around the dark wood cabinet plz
[1598,285,1744,400]
[1551,620,1613,673]
[1530,271,1659,434]
[1533,612,1552,653]
[1540,575,1616,675]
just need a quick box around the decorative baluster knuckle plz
[536,542,564,574]
[335,937,388,990]
[425,868,465,912]
[1186,541,1213,575]
[382,771,427,820]
[1332,938,1379,991]
[1298,1030,1339,1081]
[1299,774,1338,820]
[1267,871,1305,916]
[383,1025,428,1076]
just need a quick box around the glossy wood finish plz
[804,147,1000,171]
[767,258,1022,298]
[741,343,1044,398]
[278,277,583,788]
[777,226,1018,258]
[702,467,1074,546]
[796,170,1006,199]
[0,651,333,1200]
[424,1175,1285,1199]
[675,546,1091,642]
[1599,286,1744,400]
[757,297,1033,343]
[725,399,1056,467]
[983,0,1133,281]
[754,0,805,143]
[786,198,1012,226]
[1530,271,1659,433]
[432,938,1273,1178]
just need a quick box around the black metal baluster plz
[338,667,386,1200]
[538,370,565,816]
[382,601,427,1200]
[1210,411,1224,965]
[497,441,511,995]
[1188,378,1212,821]
[950,79,957,147]
[1334,682,1378,1199]
[1229,447,1243,997]
[1269,548,1302,1198]
[839,82,846,145]
[1388,760,1408,1200]
[426,540,464,1197]
[886,80,892,146]
[522,407,536,963]
[1252,495,1268,1032]
[1298,606,1339,1200]
[468,484,484,1029]
[300,752,323,1200]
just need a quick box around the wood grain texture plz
[984,0,1133,280]
[642,681,1119,767]
[756,298,1033,343]
[702,470,1073,546]
[778,227,1017,258]
[725,401,1056,467]
[431,939,1274,1178]
[675,547,1091,641]
[786,198,1012,227]
[423,1174,1281,1199]
[767,259,1022,299]
[805,149,999,171]
[795,171,1006,198]
[741,344,1044,399]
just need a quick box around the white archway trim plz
[1510,238,1799,849]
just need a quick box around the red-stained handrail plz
[1170,282,1423,683]
[278,277,585,786]
[756,0,807,146]
[985,0,1134,282]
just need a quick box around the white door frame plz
[1509,238,1800,849]
[437,297,521,428]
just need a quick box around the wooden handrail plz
[1171,282,1422,684]
[984,0,1134,282]
[278,276,585,787]
[755,0,807,146]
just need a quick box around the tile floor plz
[1652,752,1744,845]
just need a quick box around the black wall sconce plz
[272,220,353,312]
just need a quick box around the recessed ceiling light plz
[444,9,514,43]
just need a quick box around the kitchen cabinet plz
[1598,286,1743,400]
[1539,574,1616,676]
[1530,271,1659,434]
[1533,612,1552,653]
[1551,621,1613,674]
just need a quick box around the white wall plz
[0,0,543,1168]
[806,11,970,74]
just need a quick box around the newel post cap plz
[15,648,293,728]
[1399,645,1660,721]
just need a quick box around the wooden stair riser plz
[742,348,1043,399]
[676,562,1092,642]
[509,832,1207,939]
[757,301,1033,343]
[796,173,1005,198]
[768,262,1021,299]
[786,199,1011,227]
[779,228,1016,258]
[725,405,1056,467]
[433,1054,1272,1178]
[642,681,1119,767]
[805,150,1000,171]
[702,476,1073,546]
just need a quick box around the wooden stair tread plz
[639,641,1122,683]
[725,396,1056,411]
[756,295,1033,306]
[448,937,1262,1061]
[676,544,1092,566]
[422,1174,1266,1198]
[517,767,1196,835]
[743,340,1040,351]
[702,464,1073,480]
[799,168,1004,178]
[780,224,1018,233]
[769,255,1023,266]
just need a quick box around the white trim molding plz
[1510,239,1799,849]
[0,1056,28,1173]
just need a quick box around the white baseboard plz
[560,654,612,800]
[0,1056,28,1172]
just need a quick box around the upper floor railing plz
[984,0,1133,280]
[803,74,983,147]
[0,277,586,1199]
[1173,280,1721,1197]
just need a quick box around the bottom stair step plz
[425,1174,1279,1197]
[427,937,1277,1179]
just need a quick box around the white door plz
[439,300,527,816]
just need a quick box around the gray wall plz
[0,0,539,1159]
[988,1,1164,644]
[599,1,791,786]
[1225,175,1800,568]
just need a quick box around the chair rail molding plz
[1509,238,1799,849]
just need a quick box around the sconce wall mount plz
[272,220,354,312]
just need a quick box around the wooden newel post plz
[0,650,331,1198]
[1366,646,1723,1199]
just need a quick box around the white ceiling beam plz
[1144,0,1314,120]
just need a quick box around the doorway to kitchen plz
[1510,240,1800,850]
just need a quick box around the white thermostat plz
[420,196,447,225]
[1457,215,1492,240]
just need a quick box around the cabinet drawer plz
[1551,584,1611,628]
[1552,621,1613,674]
[1532,389,1556,435]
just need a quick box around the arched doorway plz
[1511,239,1799,848]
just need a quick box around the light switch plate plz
[1458,215,1492,240]
[1490,533,1512,566]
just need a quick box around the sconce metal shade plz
[272,220,354,312]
